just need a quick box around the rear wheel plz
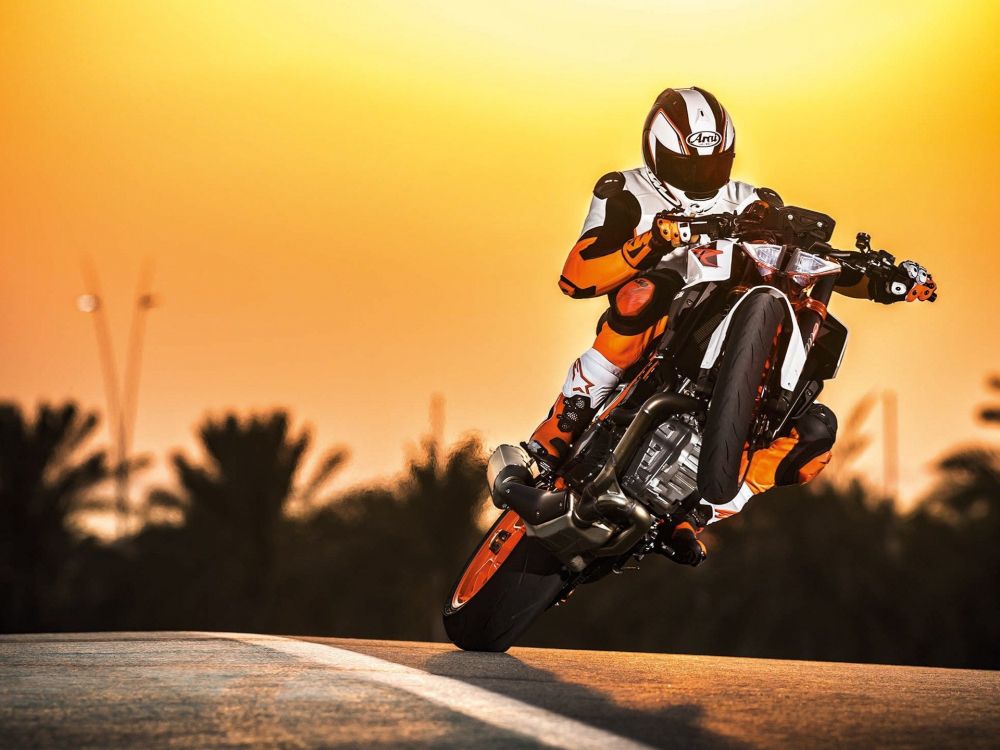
[698,293,785,503]
[443,510,565,652]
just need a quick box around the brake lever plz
[824,232,896,276]
[678,212,737,241]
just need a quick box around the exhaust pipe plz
[587,490,652,558]
[576,391,702,525]
[487,445,569,525]
[486,391,701,559]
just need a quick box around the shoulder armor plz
[593,171,626,200]
[755,186,784,208]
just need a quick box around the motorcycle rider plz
[523,87,938,565]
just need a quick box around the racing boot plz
[742,404,837,495]
[525,348,624,475]
[656,518,708,567]
[524,393,596,476]
[678,403,838,528]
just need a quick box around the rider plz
[523,87,937,565]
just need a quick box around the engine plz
[621,417,701,517]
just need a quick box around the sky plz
[2,0,999,523]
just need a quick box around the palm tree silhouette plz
[148,411,346,626]
[397,436,490,638]
[901,444,1000,668]
[0,402,109,632]
[930,376,1000,520]
[312,434,488,640]
[927,447,1000,519]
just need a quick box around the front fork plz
[771,274,837,432]
[796,275,836,352]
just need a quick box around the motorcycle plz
[443,204,918,652]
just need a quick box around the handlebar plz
[820,248,894,275]
[676,212,895,280]
[676,213,737,242]
[818,232,899,279]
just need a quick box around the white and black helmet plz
[642,87,736,196]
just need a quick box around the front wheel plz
[698,292,785,503]
[443,510,565,652]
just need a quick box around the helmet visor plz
[653,144,734,194]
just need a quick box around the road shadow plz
[422,650,747,749]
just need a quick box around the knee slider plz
[796,404,838,449]
[606,271,681,336]
[774,404,837,487]
[615,278,656,317]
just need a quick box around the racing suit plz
[528,167,838,530]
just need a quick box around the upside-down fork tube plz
[576,391,702,526]
[797,275,837,352]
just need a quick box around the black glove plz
[657,521,707,567]
[869,260,938,304]
[730,199,782,242]
[737,199,771,226]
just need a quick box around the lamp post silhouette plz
[77,259,157,536]
[882,389,899,499]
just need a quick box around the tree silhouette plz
[5,393,1000,669]
[926,447,1000,518]
[905,436,1000,668]
[138,411,346,629]
[391,436,490,639]
[0,402,109,632]
[283,435,489,640]
[923,374,1000,666]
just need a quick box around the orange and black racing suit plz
[528,167,842,525]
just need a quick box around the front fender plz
[699,286,807,391]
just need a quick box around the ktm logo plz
[693,245,723,268]
[686,131,722,148]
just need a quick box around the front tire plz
[698,293,785,503]
[443,510,565,652]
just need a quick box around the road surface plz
[1,632,997,748]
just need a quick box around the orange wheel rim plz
[450,511,526,611]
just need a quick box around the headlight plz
[787,249,841,287]
[741,243,783,274]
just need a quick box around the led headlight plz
[741,243,784,275]
[787,249,841,287]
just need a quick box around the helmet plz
[642,87,735,197]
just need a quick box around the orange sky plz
[2,0,999,517]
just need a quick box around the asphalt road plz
[1,632,998,749]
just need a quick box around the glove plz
[738,199,771,225]
[657,521,707,567]
[653,211,700,249]
[870,260,938,304]
[734,199,774,237]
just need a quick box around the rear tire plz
[698,293,785,503]
[443,510,565,652]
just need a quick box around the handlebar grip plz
[682,214,735,240]
[824,248,896,275]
